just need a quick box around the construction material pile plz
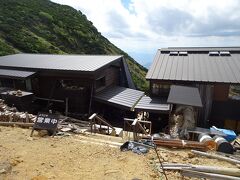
[157,150,240,179]
[57,115,90,134]
[169,105,196,139]
[0,99,36,123]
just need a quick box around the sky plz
[51,0,240,68]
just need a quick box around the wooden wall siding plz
[95,66,119,92]
[213,84,230,101]
[35,75,94,114]
[197,84,214,127]
[38,76,92,99]
[224,119,240,133]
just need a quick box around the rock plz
[38,130,48,137]
[148,156,155,160]
[31,175,48,180]
[150,173,157,178]
[27,137,33,141]
[187,152,195,158]
[0,162,12,174]
[192,158,199,164]
[104,170,119,175]
[10,159,23,166]
[50,144,57,148]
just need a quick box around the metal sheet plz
[134,96,171,113]
[160,47,240,52]
[0,69,35,79]
[146,48,240,84]
[0,54,122,72]
[167,85,202,107]
[94,86,144,110]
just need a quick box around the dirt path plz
[0,126,156,180]
[0,126,238,180]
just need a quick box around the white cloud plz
[51,0,240,65]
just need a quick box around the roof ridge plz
[15,53,123,57]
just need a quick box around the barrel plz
[198,133,216,150]
[213,136,234,154]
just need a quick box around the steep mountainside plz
[0,0,149,91]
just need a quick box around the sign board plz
[30,113,59,136]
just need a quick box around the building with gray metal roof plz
[146,47,240,132]
[0,54,122,72]
[0,53,135,115]
[146,47,240,84]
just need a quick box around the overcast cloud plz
[51,0,240,66]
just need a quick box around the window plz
[0,79,14,88]
[179,51,188,56]
[25,79,32,91]
[220,51,231,56]
[209,51,219,56]
[152,83,170,96]
[60,80,85,90]
[169,51,178,56]
[14,80,26,90]
[96,76,106,89]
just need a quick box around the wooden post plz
[25,112,29,123]
[88,84,94,115]
[65,97,69,116]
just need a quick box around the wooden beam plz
[89,113,97,120]
[95,115,115,130]
[0,122,34,127]
[131,118,138,126]
[136,121,147,134]
[182,169,240,180]
[191,150,240,165]
[35,97,64,103]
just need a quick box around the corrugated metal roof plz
[94,86,144,110]
[160,47,240,52]
[94,86,171,112]
[134,96,171,113]
[146,48,240,83]
[167,85,202,107]
[0,69,35,79]
[0,54,122,72]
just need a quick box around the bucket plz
[198,133,216,150]
[213,136,234,154]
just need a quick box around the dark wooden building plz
[0,54,134,116]
[146,47,240,132]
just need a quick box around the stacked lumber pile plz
[160,163,240,180]
[0,99,36,123]
[157,150,240,179]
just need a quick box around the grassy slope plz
[0,0,149,91]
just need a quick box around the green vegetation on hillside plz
[0,0,148,91]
